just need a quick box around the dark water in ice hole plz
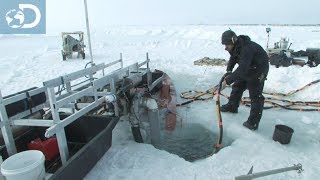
[157,123,234,162]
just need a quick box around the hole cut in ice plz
[157,123,233,162]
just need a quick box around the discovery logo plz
[0,0,46,34]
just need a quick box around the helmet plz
[221,30,237,45]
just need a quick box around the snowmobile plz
[265,27,320,67]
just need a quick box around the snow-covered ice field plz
[0,25,320,179]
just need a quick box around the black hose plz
[212,73,228,154]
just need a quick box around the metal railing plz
[0,53,151,165]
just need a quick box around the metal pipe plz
[235,164,303,180]
[144,98,160,146]
[105,94,117,103]
[288,42,292,50]
[146,53,152,88]
[120,53,123,68]
[0,91,17,155]
[267,33,270,49]
[266,27,271,49]
[130,94,161,146]
[84,0,94,65]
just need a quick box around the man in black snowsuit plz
[220,30,269,130]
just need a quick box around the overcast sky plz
[47,0,320,32]
[102,0,319,25]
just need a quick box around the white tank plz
[279,37,289,50]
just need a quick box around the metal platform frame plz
[0,53,155,165]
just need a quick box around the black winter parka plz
[225,35,269,85]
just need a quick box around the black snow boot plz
[222,81,245,113]
[220,103,238,113]
[243,97,265,130]
[243,121,259,130]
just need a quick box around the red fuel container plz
[27,137,59,161]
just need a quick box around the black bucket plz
[272,124,294,144]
